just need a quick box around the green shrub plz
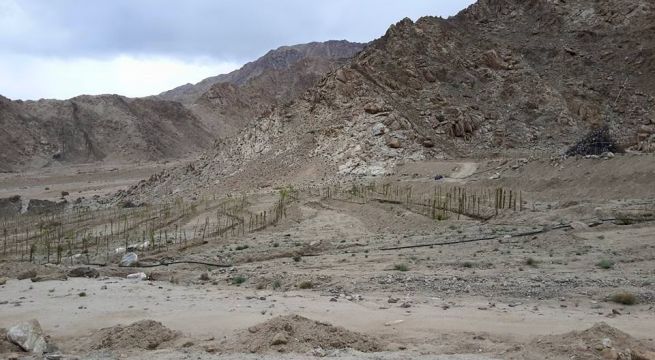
[393,263,409,272]
[272,280,282,290]
[596,259,614,269]
[232,275,247,285]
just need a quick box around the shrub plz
[610,292,637,305]
[298,281,313,289]
[78,292,87,297]
[525,257,538,267]
[292,255,302,262]
[232,275,247,285]
[235,245,249,251]
[393,263,409,272]
[596,259,614,269]
[272,280,282,290]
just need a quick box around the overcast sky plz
[0,0,476,100]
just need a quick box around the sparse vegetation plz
[272,279,282,290]
[298,281,313,289]
[232,275,247,286]
[610,292,637,305]
[596,259,615,269]
[393,263,409,272]
[526,257,538,267]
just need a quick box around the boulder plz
[119,252,138,267]
[0,277,7,286]
[6,320,52,354]
[364,101,390,114]
[386,137,402,149]
[481,50,509,70]
[67,267,100,278]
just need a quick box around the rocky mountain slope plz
[163,41,365,137]
[0,95,212,172]
[128,0,655,199]
[156,41,365,104]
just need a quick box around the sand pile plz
[224,315,382,354]
[86,320,178,351]
[518,323,655,360]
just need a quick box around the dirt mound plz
[85,320,178,351]
[0,328,22,354]
[518,323,655,359]
[224,315,382,354]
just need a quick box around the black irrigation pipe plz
[85,260,232,268]
[378,218,655,251]
[135,260,233,268]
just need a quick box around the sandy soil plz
[0,159,189,201]
[1,155,654,359]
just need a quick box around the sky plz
[0,0,476,100]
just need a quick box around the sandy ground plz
[1,155,655,358]
[1,276,653,358]
[0,159,189,201]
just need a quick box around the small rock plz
[0,277,7,285]
[384,320,404,326]
[602,338,612,348]
[126,272,147,280]
[371,123,387,136]
[388,297,400,304]
[271,332,288,345]
[386,137,402,149]
[399,302,411,308]
[119,252,138,267]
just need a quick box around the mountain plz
[127,0,655,199]
[0,95,212,172]
[0,40,365,171]
[160,40,365,137]
[156,41,366,104]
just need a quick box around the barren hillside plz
[0,95,212,172]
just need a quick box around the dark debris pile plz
[566,126,621,156]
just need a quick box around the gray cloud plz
[0,0,476,62]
